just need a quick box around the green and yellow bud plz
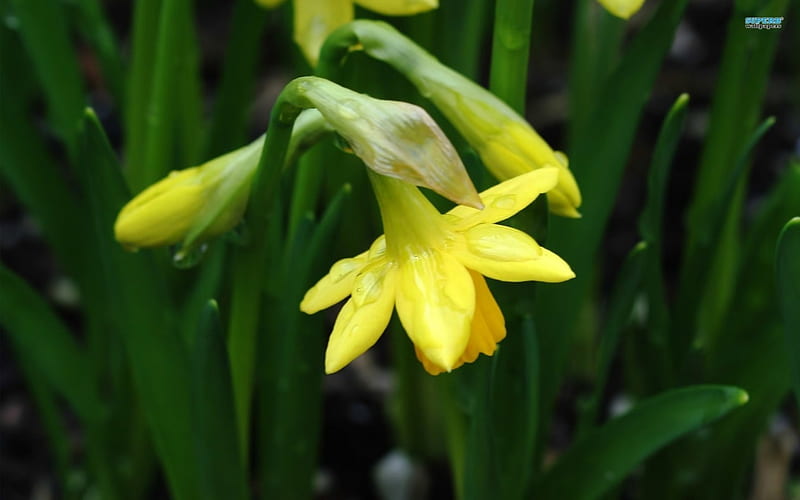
[115,138,263,252]
[290,76,482,209]
[597,0,645,20]
[327,21,582,217]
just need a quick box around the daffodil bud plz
[597,0,645,20]
[288,76,482,209]
[320,21,582,217]
[115,138,263,253]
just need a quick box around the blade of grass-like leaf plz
[136,0,191,189]
[489,316,539,499]
[536,0,688,443]
[536,385,748,500]
[675,116,775,353]
[124,0,159,185]
[191,301,249,500]
[0,265,104,422]
[636,93,689,387]
[641,164,800,498]
[175,5,203,166]
[777,218,800,414]
[579,241,648,435]
[678,0,789,361]
[259,185,350,499]
[76,109,198,500]
[9,0,85,154]
[568,0,624,148]
[204,0,268,157]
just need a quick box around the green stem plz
[137,0,190,190]
[124,0,159,186]
[489,0,535,112]
[227,88,301,460]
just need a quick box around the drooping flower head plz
[301,168,575,375]
[255,0,438,66]
[318,20,582,217]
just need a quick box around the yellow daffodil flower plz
[301,167,575,375]
[255,0,438,65]
[598,0,645,20]
[114,138,262,253]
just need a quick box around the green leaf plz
[75,109,198,500]
[259,184,351,500]
[579,241,648,434]
[191,301,249,500]
[9,0,85,154]
[0,264,104,423]
[70,0,125,104]
[777,217,800,415]
[536,385,749,500]
[535,0,689,418]
[204,0,268,157]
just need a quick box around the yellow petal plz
[598,0,645,19]
[325,261,397,373]
[114,168,206,248]
[453,224,575,283]
[447,168,558,229]
[354,0,438,15]
[414,271,505,374]
[294,0,354,66]
[395,250,474,371]
[460,271,506,363]
[300,250,369,314]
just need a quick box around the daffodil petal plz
[355,0,438,15]
[325,261,397,373]
[395,251,474,371]
[294,0,353,66]
[447,168,558,229]
[300,250,370,314]
[453,224,575,283]
[413,271,505,374]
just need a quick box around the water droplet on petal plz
[172,243,208,269]
[491,195,516,210]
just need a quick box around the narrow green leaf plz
[137,0,194,189]
[777,217,800,414]
[676,116,775,352]
[191,301,249,500]
[537,385,749,500]
[260,184,351,499]
[636,93,689,387]
[580,242,648,434]
[9,0,85,153]
[0,265,103,422]
[536,0,688,443]
[489,316,539,499]
[76,109,198,500]
[204,0,268,157]
[124,0,159,185]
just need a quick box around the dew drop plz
[491,194,516,210]
[172,243,208,269]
